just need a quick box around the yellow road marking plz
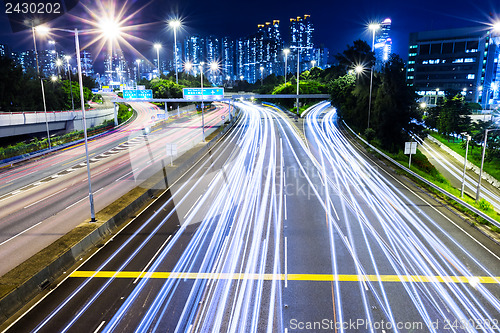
[69,271,500,284]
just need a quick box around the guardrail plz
[342,120,500,229]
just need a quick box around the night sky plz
[0,0,499,68]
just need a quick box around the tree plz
[335,40,375,74]
[372,55,421,151]
[427,94,472,140]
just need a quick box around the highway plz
[0,102,228,276]
[3,102,500,332]
[416,135,500,212]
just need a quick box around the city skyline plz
[0,0,499,63]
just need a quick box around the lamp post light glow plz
[311,60,316,69]
[284,48,290,85]
[154,43,162,77]
[169,19,181,84]
[493,21,500,33]
[355,65,364,75]
[367,22,380,129]
[260,66,264,85]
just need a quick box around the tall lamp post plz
[476,128,500,202]
[367,23,380,129]
[64,55,75,111]
[154,43,162,77]
[461,133,471,198]
[260,66,264,85]
[294,46,312,114]
[35,22,122,222]
[199,62,206,141]
[169,19,181,84]
[135,59,141,86]
[31,25,52,150]
[283,48,290,85]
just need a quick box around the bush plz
[476,198,492,212]
[364,128,376,142]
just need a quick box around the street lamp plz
[476,128,500,202]
[184,61,192,74]
[154,43,162,77]
[35,25,123,223]
[209,61,219,84]
[311,60,316,69]
[283,48,290,85]
[199,61,206,141]
[367,22,380,129]
[260,66,264,85]
[136,59,141,86]
[355,64,364,75]
[64,55,75,111]
[32,25,52,150]
[461,133,471,198]
[293,46,312,114]
[169,19,181,84]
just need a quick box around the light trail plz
[305,103,500,332]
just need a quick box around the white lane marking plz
[24,188,67,209]
[133,235,172,284]
[0,221,43,246]
[284,195,287,221]
[115,168,138,182]
[285,236,288,288]
[94,188,104,194]
[92,168,110,177]
[65,196,87,210]
[93,321,106,333]
[184,195,203,219]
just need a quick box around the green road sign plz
[183,88,224,100]
[123,89,153,99]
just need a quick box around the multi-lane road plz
[2,102,500,332]
[0,102,228,276]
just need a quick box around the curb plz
[0,111,239,326]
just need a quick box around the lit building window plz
[467,74,475,79]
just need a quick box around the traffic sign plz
[183,88,224,101]
[404,142,417,155]
[123,89,153,99]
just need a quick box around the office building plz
[407,26,500,108]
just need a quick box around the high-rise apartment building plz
[407,26,500,108]
[289,15,314,72]
[222,37,235,80]
[374,18,392,71]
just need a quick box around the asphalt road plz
[3,102,500,333]
[0,102,228,276]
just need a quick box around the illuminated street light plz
[136,59,141,84]
[420,102,427,109]
[98,18,121,40]
[31,25,52,151]
[367,22,380,129]
[493,21,500,33]
[355,64,364,74]
[51,75,58,82]
[64,55,75,111]
[240,75,244,81]
[169,19,181,84]
[184,61,193,73]
[311,60,316,69]
[199,61,206,141]
[154,43,162,76]
[283,48,290,85]
[55,58,63,67]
